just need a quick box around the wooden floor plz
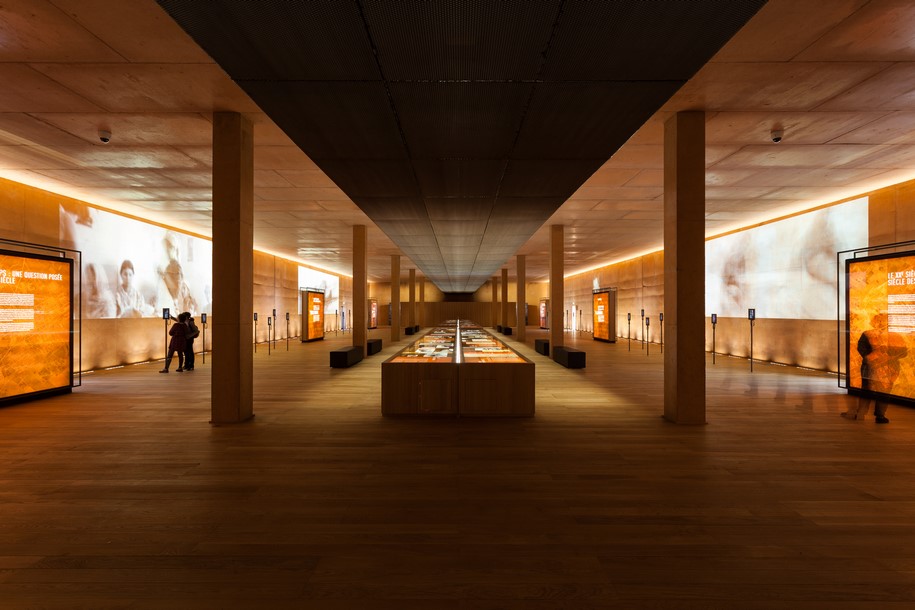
[2,327,914,609]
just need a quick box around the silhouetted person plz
[160,312,188,373]
[844,313,907,423]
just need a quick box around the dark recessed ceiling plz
[157,0,766,292]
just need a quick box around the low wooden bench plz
[534,339,549,356]
[553,345,585,369]
[330,346,363,368]
[367,338,382,355]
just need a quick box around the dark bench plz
[501,326,512,335]
[553,346,585,369]
[367,338,382,355]
[405,326,415,335]
[413,325,420,333]
[496,324,503,332]
[330,346,363,368]
[535,339,549,356]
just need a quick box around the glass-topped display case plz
[382,320,534,417]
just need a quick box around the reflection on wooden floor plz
[2,327,914,608]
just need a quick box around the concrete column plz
[211,112,254,425]
[391,255,400,341]
[353,225,367,355]
[516,255,526,342]
[550,224,564,353]
[408,268,416,328]
[419,277,425,326]
[501,268,509,329]
[491,277,498,327]
[664,111,706,425]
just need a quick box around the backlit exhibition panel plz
[382,321,533,416]
[847,251,915,403]
[302,289,325,341]
[539,299,548,328]
[592,289,615,342]
[0,250,72,403]
[369,299,378,329]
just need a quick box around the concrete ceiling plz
[1,1,914,287]
[156,0,765,293]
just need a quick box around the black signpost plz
[254,312,258,353]
[627,312,632,351]
[272,309,277,348]
[201,312,207,364]
[640,309,645,349]
[659,312,664,354]
[162,308,170,363]
[286,312,290,351]
[748,308,756,372]
[711,313,717,364]
[645,317,650,356]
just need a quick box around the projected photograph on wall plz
[847,251,915,403]
[0,250,72,403]
[706,197,868,319]
[59,201,212,319]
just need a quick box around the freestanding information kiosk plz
[592,288,617,342]
[301,288,325,342]
[0,249,73,405]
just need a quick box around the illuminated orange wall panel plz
[0,251,72,401]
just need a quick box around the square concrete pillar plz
[211,112,254,425]
[550,225,564,351]
[664,111,706,424]
[353,225,367,355]
[391,255,400,341]
[516,255,526,342]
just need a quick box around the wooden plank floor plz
[1,327,914,608]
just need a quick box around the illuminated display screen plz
[539,299,548,328]
[60,201,212,319]
[593,291,611,341]
[847,251,915,402]
[369,299,378,329]
[304,290,325,341]
[0,250,72,402]
[707,197,868,319]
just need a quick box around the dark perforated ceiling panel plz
[158,0,767,292]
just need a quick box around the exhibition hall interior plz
[3,0,915,607]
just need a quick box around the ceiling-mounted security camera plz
[770,129,783,143]
[98,129,111,144]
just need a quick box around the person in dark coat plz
[183,312,199,371]
[160,312,188,373]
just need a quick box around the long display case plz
[382,320,534,417]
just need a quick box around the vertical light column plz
[664,111,706,425]
[491,277,498,327]
[391,255,401,341]
[550,224,564,354]
[211,112,254,424]
[353,225,367,355]
[516,255,526,342]
[501,268,509,329]
[408,268,416,328]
